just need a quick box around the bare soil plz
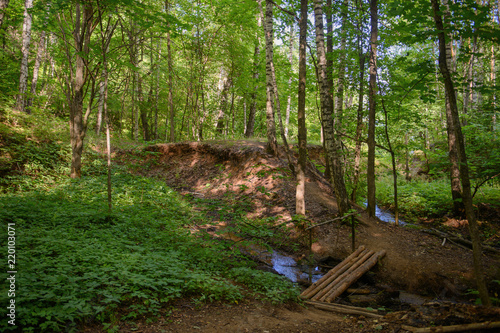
[106,140,500,333]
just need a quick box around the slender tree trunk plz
[405,133,411,182]
[0,0,9,30]
[351,53,365,202]
[96,61,107,136]
[335,0,348,130]
[266,12,294,171]
[138,75,150,141]
[26,30,46,111]
[296,0,308,216]
[431,0,490,307]
[442,0,464,216]
[380,97,399,225]
[245,2,262,138]
[314,0,350,216]
[367,0,378,218]
[166,0,175,142]
[216,73,232,134]
[285,24,294,139]
[351,0,367,202]
[16,0,34,113]
[264,0,279,155]
[154,39,161,140]
[67,3,94,178]
[324,0,334,181]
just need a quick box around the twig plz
[306,212,358,230]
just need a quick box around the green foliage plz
[376,173,500,222]
[376,175,453,221]
[0,171,298,332]
[228,267,300,304]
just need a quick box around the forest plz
[0,0,500,332]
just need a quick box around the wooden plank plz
[300,245,366,299]
[305,300,383,319]
[313,250,375,302]
[324,250,386,303]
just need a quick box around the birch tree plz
[314,0,350,216]
[16,0,34,113]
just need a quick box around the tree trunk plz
[431,0,491,307]
[26,30,46,111]
[166,0,175,142]
[285,24,294,139]
[68,3,94,179]
[314,0,350,216]
[442,0,464,216]
[296,0,308,216]
[351,53,365,202]
[16,0,34,113]
[0,0,9,30]
[264,0,279,156]
[216,72,232,134]
[245,3,263,138]
[138,75,150,141]
[351,0,367,202]
[367,0,378,218]
[96,67,106,136]
[335,0,348,130]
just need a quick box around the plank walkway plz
[300,245,386,303]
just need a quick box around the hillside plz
[106,140,500,332]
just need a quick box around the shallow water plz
[271,252,324,283]
[364,201,407,225]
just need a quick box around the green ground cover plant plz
[0,171,299,332]
[376,174,500,222]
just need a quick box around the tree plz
[431,0,490,306]
[16,0,34,113]
[314,0,350,216]
[245,1,262,138]
[366,0,378,218]
[296,0,308,216]
[264,0,279,155]
[442,0,464,216]
[57,2,96,178]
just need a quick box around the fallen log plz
[313,250,375,302]
[305,300,383,319]
[422,228,500,254]
[300,246,366,299]
[323,250,386,303]
[402,321,500,332]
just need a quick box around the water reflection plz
[271,252,323,283]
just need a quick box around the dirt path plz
[111,140,500,333]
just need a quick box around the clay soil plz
[105,140,500,333]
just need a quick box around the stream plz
[366,202,408,225]
[219,202,406,285]
[271,252,324,283]
[271,203,407,283]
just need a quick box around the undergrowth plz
[0,170,299,332]
[376,174,500,222]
